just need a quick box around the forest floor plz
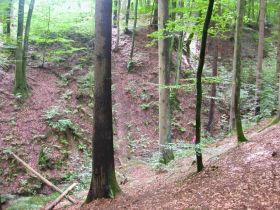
[1,26,279,209]
[73,123,280,210]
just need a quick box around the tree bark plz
[151,0,158,30]
[255,0,265,116]
[14,0,28,97]
[195,0,215,172]
[158,0,174,164]
[207,38,218,135]
[22,0,35,83]
[231,0,248,142]
[124,0,131,33]
[128,0,139,64]
[114,0,121,50]
[113,0,118,28]
[277,9,280,120]
[86,0,120,202]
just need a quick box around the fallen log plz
[45,183,77,210]
[11,152,77,204]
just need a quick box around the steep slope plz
[79,123,280,209]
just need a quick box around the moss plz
[108,171,121,198]
[7,193,59,210]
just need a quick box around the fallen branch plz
[45,183,77,210]
[11,152,77,204]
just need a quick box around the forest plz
[0,0,280,209]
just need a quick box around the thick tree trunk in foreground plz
[14,0,28,97]
[255,0,265,116]
[158,0,174,164]
[231,0,248,142]
[86,0,120,202]
[195,0,214,172]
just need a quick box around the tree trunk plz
[124,0,131,33]
[128,0,139,70]
[255,0,265,116]
[195,0,214,172]
[14,0,28,97]
[277,9,280,120]
[207,38,218,135]
[231,0,248,142]
[22,0,35,82]
[158,0,174,164]
[86,0,121,202]
[151,0,158,30]
[113,0,118,28]
[5,0,12,36]
[114,0,121,50]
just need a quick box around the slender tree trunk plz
[195,0,214,172]
[255,0,265,116]
[14,0,28,97]
[158,0,174,164]
[22,0,35,80]
[129,0,139,61]
[231,0,248,142]
[151,0,158,30]
[6,0,12,36]
[207,2,221,135]
[277,9,280,120]
[86,0,120,202]
[113,0,118,28]
[207,38,218,135]
[124,0,131,33]
[170,0,176,20]
[114,0,121,50]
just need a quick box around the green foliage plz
[78,67,95,90]
[42,106,83,136]
[38,147,52,170]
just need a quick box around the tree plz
[230,0,248,142]
[207,2,222,135]
[125,0,132,33]
[150,0,158,30]
[255,0,266,116]
[14,0,28,97]
[113,0,118,28]
[195,0,215,172]
[277,8,280,120]
[207,38,219,135]
[86,0,121,202]
[158,0,174,164]
[114,0,121,51]
[127,0,139,71]
[14,0,35,98]
[22,0,35,81]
